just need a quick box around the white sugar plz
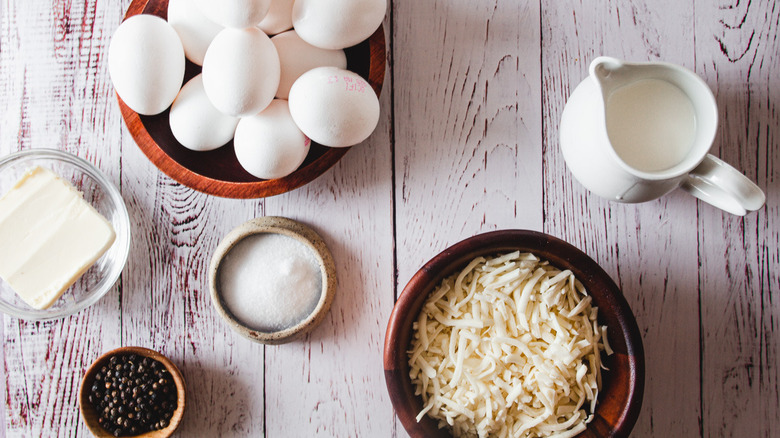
[218,232,322,332]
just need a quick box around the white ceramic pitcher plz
[560,56,765,216]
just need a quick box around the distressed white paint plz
[695,0,780,436]
[541,1,703,436]
[0,0,777,437]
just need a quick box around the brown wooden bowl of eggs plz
[115,0,386,198]
[384,230,645,438]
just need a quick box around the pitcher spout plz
[588,56,633,97]
[589,56,624,80]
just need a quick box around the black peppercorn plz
[88,353,177,437]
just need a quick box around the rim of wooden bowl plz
[79,346,186,438]
[208,216,337,345]
[383,230,645,438]
[119,0,387,199]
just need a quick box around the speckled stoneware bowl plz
[208,216,337,345]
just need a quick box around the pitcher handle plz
[680,154,765,216]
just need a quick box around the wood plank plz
[113,4,266,434]
[0,0,126,436]
[119,140,265,436]
[261,18,395,437]
[540,1,701,436]
[393,0,543,293]
[177,204,268,437]
[695,0,780,435]
[393,0,542,435]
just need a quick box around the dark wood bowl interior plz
[120,0,386,198]
[79,346,186,438]
[384,230,645,438]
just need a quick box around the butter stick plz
[0,167,116,309]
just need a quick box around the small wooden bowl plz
[208,217,337,345]
[384,230,645,438]
[119,0,387,198]
[79,346,186,438]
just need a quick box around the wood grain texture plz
[0,0,125,436]
[393,1,541,436]
[259,24,395,433]
[541,1,701,436]
[0,0,778,437]
[695,0,780,436]
[393,0,543,296]
[120,139,265,436]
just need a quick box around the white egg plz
[108,15,184,116]
[258,0,294,35]
[168,0,223,66]
[197,0,271,28]
[234,100,310,179]
[170,75,239,152]
[202,28,280,117]
[271,31,346,99]
[288,67,379,148]
[292,0,386,50]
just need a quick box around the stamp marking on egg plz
[289,66,379,147]
[326,75,368,93]
[343,76,367,93]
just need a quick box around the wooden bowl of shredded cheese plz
[384,230,644,438]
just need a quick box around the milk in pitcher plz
[606,78,697,173]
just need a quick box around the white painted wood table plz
[0,0,777,436]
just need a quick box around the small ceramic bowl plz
[79,346,186,438]
[209,217,337,345]
[0,149,131,321]
[119,0,387,198]
[384,230,645,438]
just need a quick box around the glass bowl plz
[0,149,131,320]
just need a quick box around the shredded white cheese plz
[408,252,611,438]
